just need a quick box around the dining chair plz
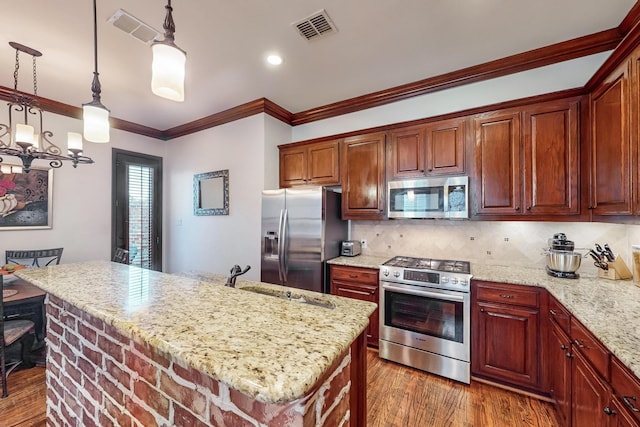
[1,275,35,398]
[112,248,130,264]
[5,248,63,268]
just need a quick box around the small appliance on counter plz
[545,233,583,279]
[341,240,362,257]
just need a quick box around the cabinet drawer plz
[548,294,571,335]
[571,317,610,381]
[611,357,640,423]
[330,265,379,285]
[475,282,539,308]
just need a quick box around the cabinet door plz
[473,112,522,215]
[307,139,340,186]
[280,146,308,187]
[607,398,640,427]
[590,61,632,215]
[387,126,425,179]
[472,301,540,389]
[341,133,386,220]
[330,265,380,348]
[548,319,572,427]
[523,100,580,215]
[572,349,610,427]
[425,117,465,175]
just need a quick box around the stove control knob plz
[382,268,389,277]
[393,271,400,278]
[459,279,468,286]
[450,277,459,285]
[441,277,449,283]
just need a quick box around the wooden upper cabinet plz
[387,118,465,180]
[341,132,386,220]
[425,118,466,175]
[523,100,580,215]
[473,111,522,215]
[279,139,340,188]
[590,60,632,216]
[387,126,425,178]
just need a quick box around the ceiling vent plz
[108,9,161,44]
[292,9,337,41]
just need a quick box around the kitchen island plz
[16,261,376,427]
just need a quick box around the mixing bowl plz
[546,250,582,273]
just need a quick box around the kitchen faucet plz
[225,265,251,287]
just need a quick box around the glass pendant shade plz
[151,42,186,102]
[14,123,35,146]
[82,104,110,143]
[67,132,83,152]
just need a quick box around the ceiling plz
[2,1,637,132]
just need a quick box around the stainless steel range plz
[379,255,472,384]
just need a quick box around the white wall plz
[164,114,288,279]
[292,52,611,142]
[0,113,165,264]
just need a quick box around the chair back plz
[5,248,63,267]
[112,248,130,264]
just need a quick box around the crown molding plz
[290,28,622,126]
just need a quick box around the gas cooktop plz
[380,255,472,292]
[382,256,471,274]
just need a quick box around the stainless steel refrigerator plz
[261,187,347,293]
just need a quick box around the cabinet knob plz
[565,352,573,358]
[515,206,520,211]
[349,274,358,278]
[526,206,531,211]
[499,294,514,299]
[549,309,557,316]
[428,168,433,172]
[480,308,485,312]
[560,344,568,350]
[603,407,616,416]
[588,205,594,210]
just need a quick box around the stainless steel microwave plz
[387,176,469,219]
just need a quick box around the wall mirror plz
[193,169,229,215]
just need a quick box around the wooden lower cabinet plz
[329,265,379,347]
[545,294,640,427]
[572,348,611,427]
[548,319,572,426]
[471,281,542,391]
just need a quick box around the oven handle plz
[382,283,466,303]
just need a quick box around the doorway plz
[112,149,163,271]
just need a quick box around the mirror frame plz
[193,169,229,216]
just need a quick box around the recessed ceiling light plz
[266,54,283,66]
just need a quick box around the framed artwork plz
[193,169,229,216]
[0,164,53,229]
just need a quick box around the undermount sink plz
[240,286,336,309]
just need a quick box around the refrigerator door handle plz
[280,208,288,283]
[277,209,285,282]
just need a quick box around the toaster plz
[341,240,362,257]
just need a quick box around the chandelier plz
[0,42,94,173]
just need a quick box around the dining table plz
[2,275,46,340]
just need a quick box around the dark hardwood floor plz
[0,350,559,427]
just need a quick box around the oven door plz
[380,281,470,362]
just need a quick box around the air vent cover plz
[293,9,337,41]
[108,9,161,44]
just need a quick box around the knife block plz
[598,256,633,280]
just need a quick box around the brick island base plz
[44,295,366,426]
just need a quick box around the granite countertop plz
[16,261,376,404]
[328,255,390,269]
[329,255,640,380]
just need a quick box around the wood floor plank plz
[0,367,46,427]
[0,351,559,427]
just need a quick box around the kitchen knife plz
[603,244,615,262]
[594,243,605,258]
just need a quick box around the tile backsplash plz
[352,220,640,276]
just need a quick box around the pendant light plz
[151,0,186,102]
[83,0,110,143]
